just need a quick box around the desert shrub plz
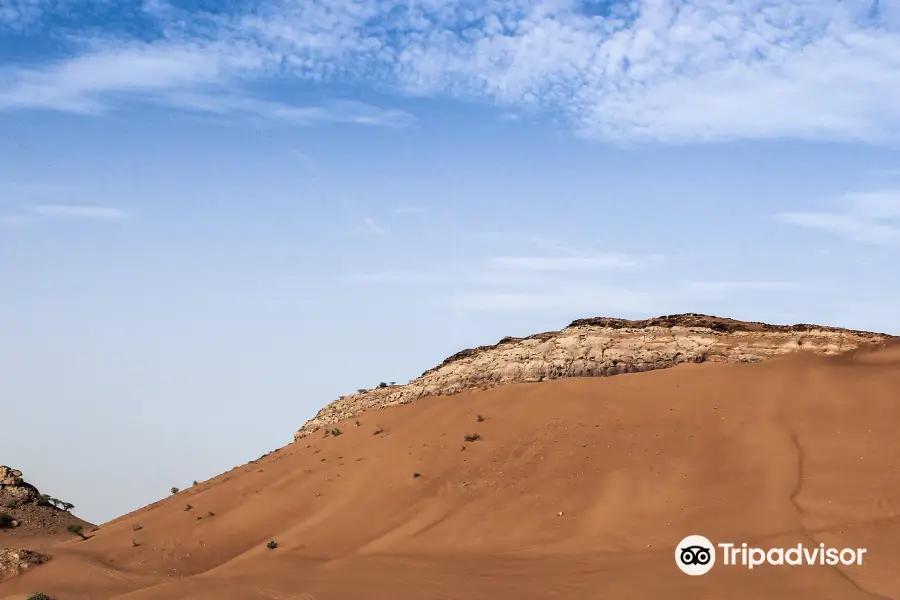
[267,540,278,550]
[373,428,384,435]
[193,480,199,486]
[132,524,142,531]
[357,388,367,394]
[331,428,342,437]
[27,593,53,600]
[413,472,421,478]
[476,414,485,422]
[464,433,481,442]
[61,502,74,512]
[170,487,179,495]
[132,539,140,547]
[355,420,361,427]
[67,524,87,539]
[207,511,216,517]
[184,504,193,512]
[378,382,387,388]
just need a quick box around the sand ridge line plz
[81,557,164,583]
[254,586,317,600]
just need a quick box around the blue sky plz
[2,0,899,524]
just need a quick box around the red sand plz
[3,344,900,599]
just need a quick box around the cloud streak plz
[489,254,643,271]
[2,0,900,142]
[29,204,130,220]
[777,190,900,245]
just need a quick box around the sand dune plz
[3,345,900,599]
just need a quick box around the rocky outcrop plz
[0,467,24,487]
[0,466,43,509]
[0,548,49,579]
[294,313,896,440]
[0,466,93,535]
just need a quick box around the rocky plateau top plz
[294,313,896,440]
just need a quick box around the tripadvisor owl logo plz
[675,535,716,576]
[674,534,869,575]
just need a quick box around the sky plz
[1,0,899,525]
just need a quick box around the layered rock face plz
[294,313,896,440]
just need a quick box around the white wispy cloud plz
[489,254,642,271]
[777,190,900,245]
[358,217,387,236]
[0,0,45,29]
[3,0,900,142]
[339,271,445,283]
[0,42,414,126]
[392,205,428,217]
[29,204,130,220]
[448,285,668,314]
[680,281,801,295]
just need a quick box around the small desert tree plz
[61,502,74,512]
[67,524,88,540]
[170,487,179,495]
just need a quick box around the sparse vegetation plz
[67,524,88,540]
[476,414,485,422]
[207,511,216,517]
[413,472,421,478]
[355,420,361,427]
[132,539,140,547]
[330,428,342,437]
[460,444,467,451]
[378,381,388,388]
[61,502,74,512]
[132,524,142,531]
[27,593,53,600]
[464,433,481,442]
[267,540,278,550]
[389,381,396,385]
[193,480,199,486]
[185,504,193,511]
[357,388,367,394]
[373,428,384,435]
[170,487,179,495]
